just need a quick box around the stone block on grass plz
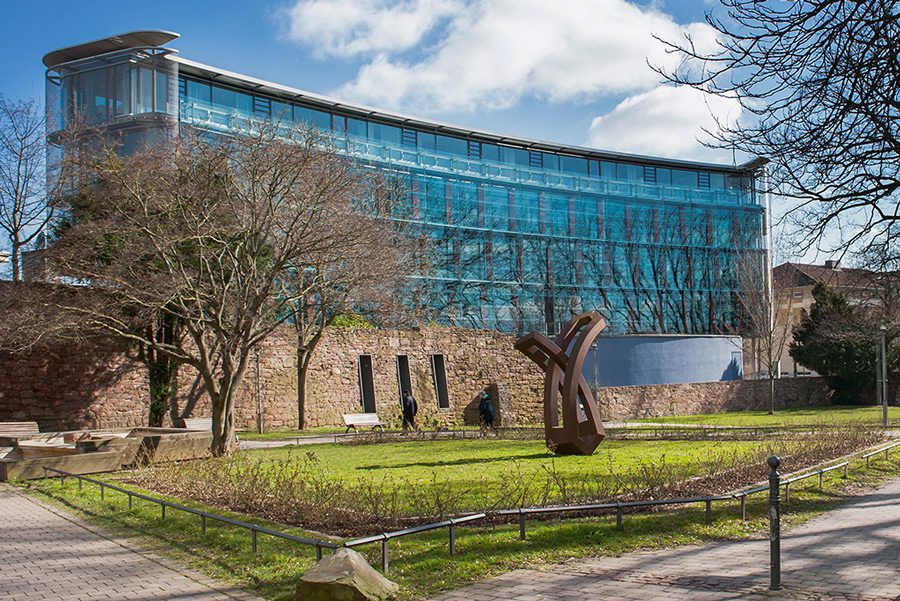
[296,547,399,601]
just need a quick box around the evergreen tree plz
[790,283,877,404]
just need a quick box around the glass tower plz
[44,31,767,336]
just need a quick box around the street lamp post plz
[881,325,889,428]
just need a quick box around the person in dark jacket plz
[478,390,497,433]
[401,390,418,433]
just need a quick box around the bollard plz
[518,510,526,540]
[252,528,257,554]
[381,538,390,574]
[201,514,206,534]
[315,544,322,562]
[768,455,782,591]
[128,493,133,511]
[705,498,712,524]
[449,525,456,556]
[740,495,746,521]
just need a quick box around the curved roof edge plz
[173,56,766,174]
[43,30,179,69]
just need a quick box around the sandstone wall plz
[300,327,542,428]
[0,341,149,431]
[0,325,839,432]
[598,376,831,420]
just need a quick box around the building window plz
[357,355,376,413]
[430,354,450,409]
[698,171,711,189]
[252,95,271,117]
[396,355,412,404]
[467,140,482,159]
[401,128,417,147]
[793,291,804,300]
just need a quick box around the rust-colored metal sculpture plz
[514,311,606,455]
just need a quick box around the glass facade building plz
[44,31,767,336]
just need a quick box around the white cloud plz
[283,0,720,113]
[282,0,463,58]
[587,85,743,162]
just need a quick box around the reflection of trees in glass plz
[402,170,761,336]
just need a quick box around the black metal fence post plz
[768,455,782,591]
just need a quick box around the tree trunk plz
[768,375,776,415]
[297,348,308,431]
[10,241,20,282]
[147,359,176,427]
[210,387,237,457]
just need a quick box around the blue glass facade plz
[45,35,766,337]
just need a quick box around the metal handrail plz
[41,438,894,576]
[862,440,900,466]
[344,513,487,573]
[41,467,339,559]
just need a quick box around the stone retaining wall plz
[0,341,148,432]
[0,326,836,432]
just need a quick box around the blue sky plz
[2,1,736,162]
[5,1,821,267]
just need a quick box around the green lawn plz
[21,453,900,600]
[260,437,750,479]
[219,438,762,517]
[240,406,900,441]
[136,424,882,539]
[634,405,900,427]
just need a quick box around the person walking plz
[401,390,418,433]
[478,390,497,433]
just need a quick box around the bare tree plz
[660,1,900,264]
[0,97,56,281]
[736,249,796,413]
[44,124,405,454]
[289,173,411,430]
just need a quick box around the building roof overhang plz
[173,56,766,175]
[43,30,179,69]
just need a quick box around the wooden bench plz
[0,421,40,438]
[181,417,212,431]
[343,413,386,433]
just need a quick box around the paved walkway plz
[0,483,262,601]
[433,477,900,601]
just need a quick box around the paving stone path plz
[0,483,262,601]
[433,476,900,601]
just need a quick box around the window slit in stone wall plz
[357,355,376,413]
[396,355,412,406]
[431,354,450,409]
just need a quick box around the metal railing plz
[41,467,339,560]
[344,513,487,573]
[335,457,861,573]
[40,439,893,575]
[780,462,849,504]
[862,440,900,467]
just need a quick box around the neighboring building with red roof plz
[773,260,887,375]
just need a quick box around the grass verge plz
[634,404,900,427]
[135,426,882,534]
[17,451,900,600]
